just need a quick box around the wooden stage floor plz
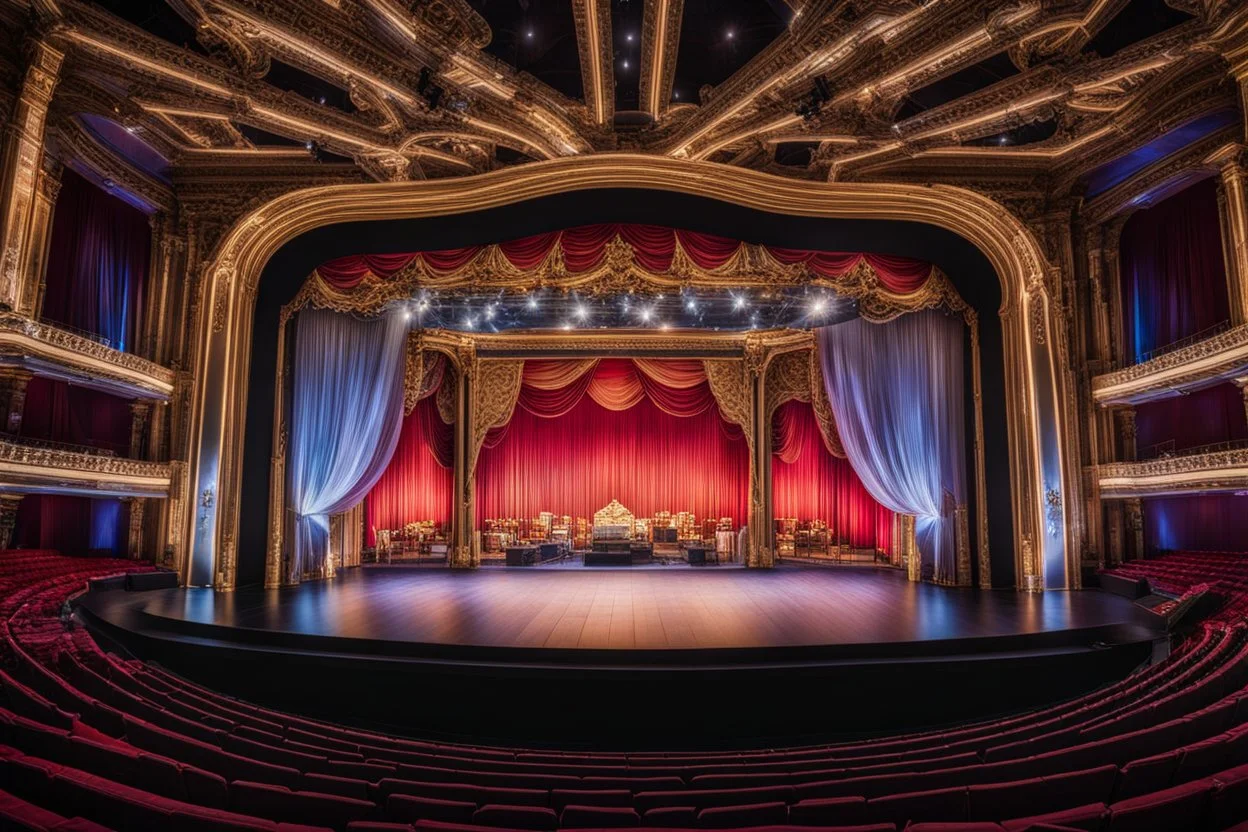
[96,563,1161,653]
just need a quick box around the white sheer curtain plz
[288,308,408,577]
[816,310,966,582]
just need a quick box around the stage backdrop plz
[475,359,750,525]
[366,393,454,545]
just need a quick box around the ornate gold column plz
[124,497,146,560]
[0,36,63,313]
[744,335,773,568]
[902,515,919,582]
[1235,376,1248,428]
[1210,144,1248,325]
[450,356,472,569]
[23,153,60,318]
[0,493,23,549]
[129,400,152,460]
[0,368,33,434]
[1106,499,1124,567]
[1115,407,1138,462]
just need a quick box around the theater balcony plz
[0,312,174,403]
[1097,441,1248,500]
[1092,321,1248,407]
[0,435,172,499]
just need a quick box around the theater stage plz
[77,565,1168,748]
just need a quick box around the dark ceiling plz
[467,0,585,101]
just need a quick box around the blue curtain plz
[288,308,408,576]
[816,311,966,582]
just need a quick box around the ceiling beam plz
[639,0,683,121]
[572,0,615,127]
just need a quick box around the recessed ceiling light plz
[726,28,736,40]
[626,33,634,43]
[526,29,535,39]
[622,59,630,69]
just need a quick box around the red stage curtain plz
[475,393,749,525]
[42,168,150,351]
[11,494,126,555]
[21,377,133,456]
[1136,382,1248,455]
[515,359,716,418]
[313,225,936,293]
[1120,178,1230,363]
[772,400,893,551]
[365,394,453,544]
[1144,493,1248,554]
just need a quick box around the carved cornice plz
[1092,323,1248,406]
[1098,448,1248,498]
[0,437,173,498]
[45,116,175,214]
[0,313,174,399]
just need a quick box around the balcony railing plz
[1136,320,1232,364]
[0,433,118,458]
[35,317,114,349]
[1141,437,1248,461]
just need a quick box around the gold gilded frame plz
[184,154,1073,591]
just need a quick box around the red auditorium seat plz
[7,553,1248,831]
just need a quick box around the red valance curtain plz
[772,400,893,551]
[21,377,133,456]
[365,382,453,544]
[314,225,935,293]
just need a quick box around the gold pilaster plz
[1124,497,1144,560]
[1115,406,1138,462]
[1106,499,1124,567]
[0,37,63,313]
[0,493,23,549]
[23,153,60,318]
[1211,144,1248,325]
[129,400,152,460]
[902,515,919,581]
[125,497,146,560]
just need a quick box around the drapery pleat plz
[1144,493,1248,554]
[772,400,893,551]
[9,494,126,555]
[1120,179,1229,363]
[42,169,150,351]
[315,225,934,291]
[817,311,966,582]
[21,377,133,456]
[365,394,453,544]
[475,393,750,525]
[289,309,407,575]
[513,358,716,418]
[1136,382,1248,456]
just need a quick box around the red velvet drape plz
[475,391,749,525]
[42,169,150,352]
[365,394,453,544]
[1120,179,1230,363]
[772,401,893,551]
[21,377,133,456]
[315,225,934,295]
[1144,493,1248,554]
[1136,382,1248,456]
[10,494,126,556]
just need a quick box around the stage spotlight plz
[809,297,827,316]
[403,310,412,321]
[726,28,735,40]
[527,295,539,310]
[626,32,634,42]
[622,59,630,70]
[526,29,535,39]
[561,322,573,331]
[733,295,747,310]
[575,303,589,319]
[685,300,697,312]
[640,307,653,322]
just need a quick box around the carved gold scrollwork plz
[764,349,812,418]
[467,360,523,478]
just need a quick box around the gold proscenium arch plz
[185,154,1074,592]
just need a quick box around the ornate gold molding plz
[1092,322,1248,405]
[0,312,174,398]
[187,154,1067,591]
[1099,448,1248,499]
[0,436,172,497]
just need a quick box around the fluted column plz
[1210,145,1248,325]
[451,361,474,569]
[24,153,61,318]
[0,493,23,550]
[0,368,32,434]
[0,37,63,313]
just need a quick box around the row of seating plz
[1,551,1247,831]
[1105,552,1248,623]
